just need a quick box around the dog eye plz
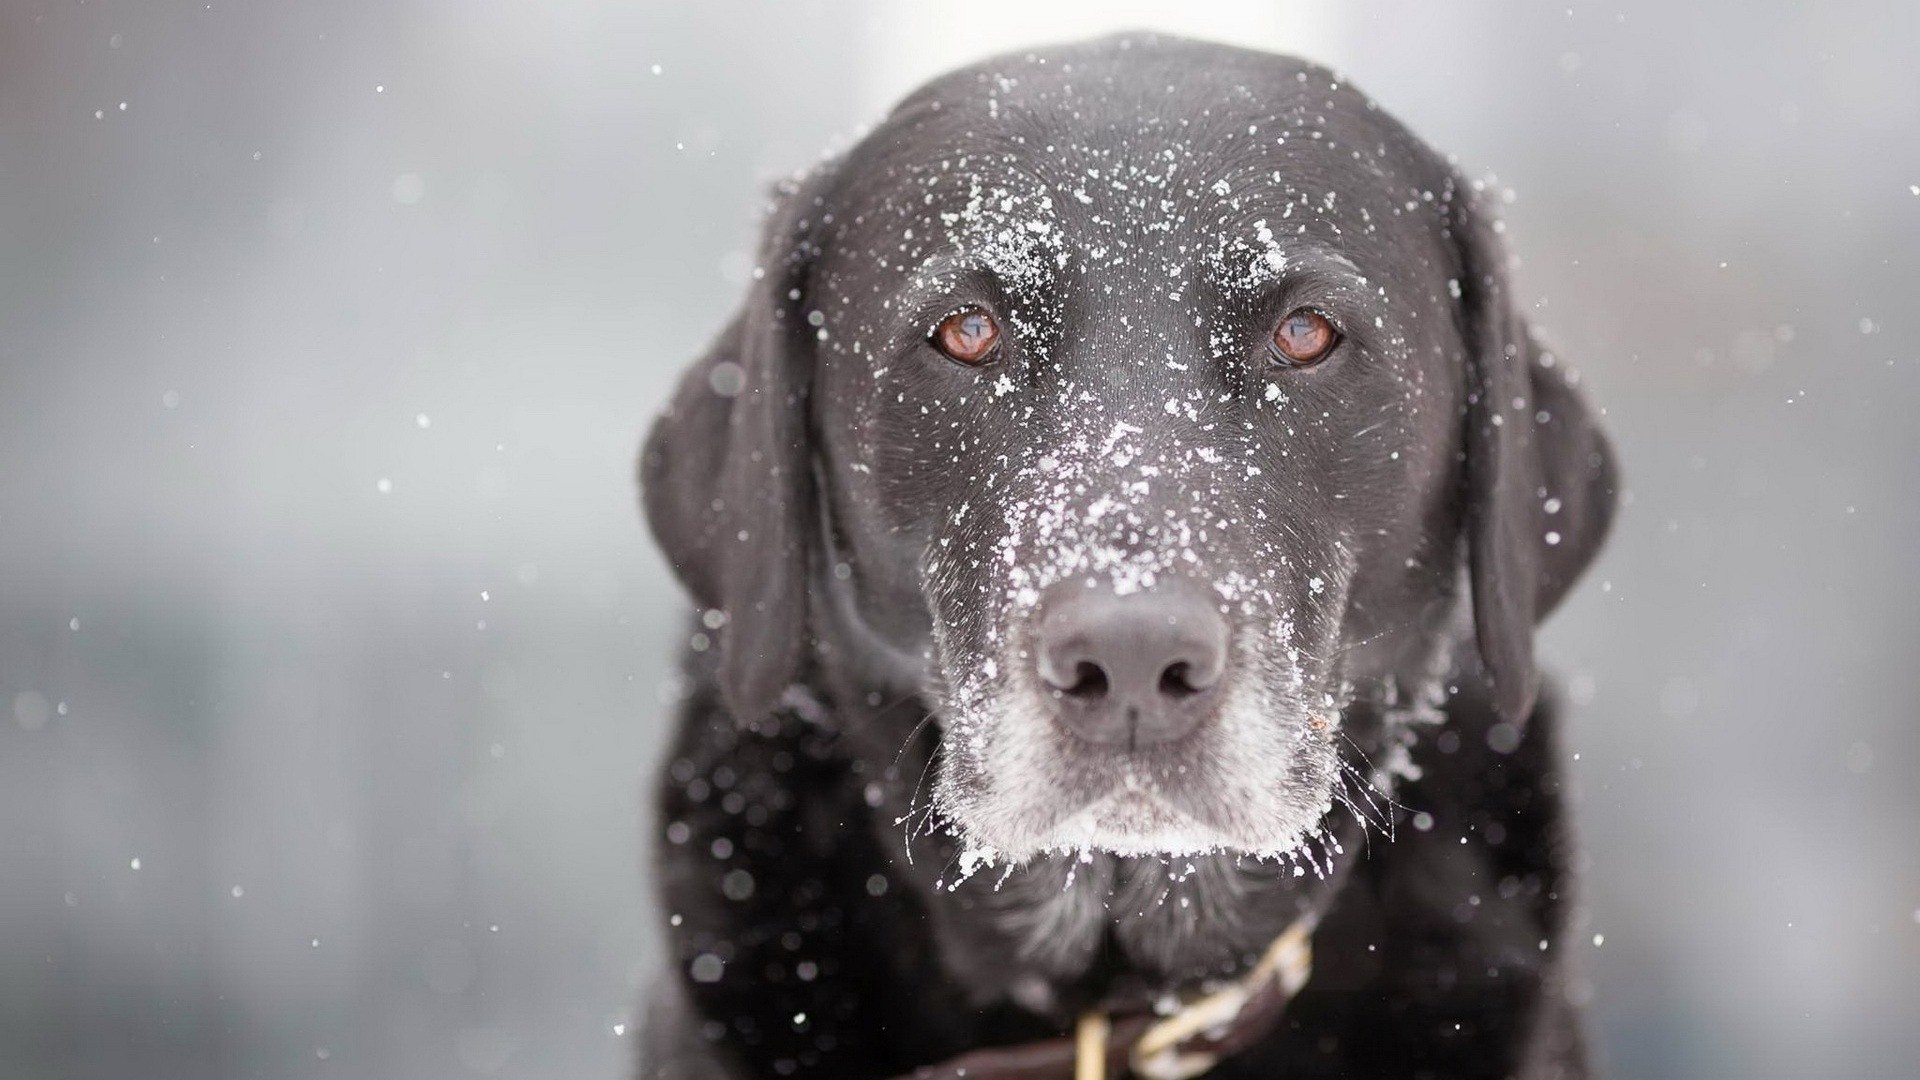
[1269,309,1339,367]
[931,307,1001,365]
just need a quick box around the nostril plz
[1059,661,1110,700]
[1158,661,1202,698]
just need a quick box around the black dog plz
[637,34,1615,1080]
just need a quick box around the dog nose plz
[1034,581,1230,749]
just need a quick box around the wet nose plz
[1034,580,1230,750]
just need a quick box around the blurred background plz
[2,1,1916,1077]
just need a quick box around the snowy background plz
[2,1,1916,1078]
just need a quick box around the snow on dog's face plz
[643,38,1615,865]
[810,59,1466,862]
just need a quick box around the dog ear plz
[641,167,836,724]
[1449,175,1619,724]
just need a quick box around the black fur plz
[637,34,1615,1080]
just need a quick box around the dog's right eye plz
[1268,309,1340,367]
[930,307,1001,365]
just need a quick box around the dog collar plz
[902,919,1314,1080]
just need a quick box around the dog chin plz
[1037,791,1229,856]
[975,789,1302,860]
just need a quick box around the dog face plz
[644,37,1614,863]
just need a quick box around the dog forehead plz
[821,80,1447,313]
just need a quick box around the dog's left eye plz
[931,307,1002,365]
[1268,309,1339,367]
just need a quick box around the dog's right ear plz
[641,167,837,725]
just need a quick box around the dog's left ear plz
[1449,175,1619,724]
[640,166,837,725]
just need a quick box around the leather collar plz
[899,920,1313,1080]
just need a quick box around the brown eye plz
[1270,309,1339,367]
[931,307,1001,365]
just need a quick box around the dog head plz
[643,36,1615,863]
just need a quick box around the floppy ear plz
[640,168,836,724]
[1449,176,1619,723]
